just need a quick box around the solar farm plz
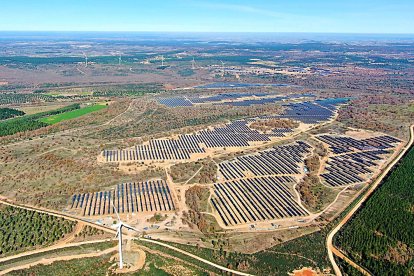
[211,176,308,226]
[102,98,347,163]
[102,119,298,162]
[157,91,313,107]
[316,134,401,187]
[68,180,176,217]
[211,141,312,226]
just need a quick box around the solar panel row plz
[69,180,175,216]
[104,98,348,163]
[158,91,314,107]
[317,134,401,187]
[211,176,308,226]
[218,141,312,180]
[317,134,400,154]
[103,120,295,162]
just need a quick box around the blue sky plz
[0,0,413,33]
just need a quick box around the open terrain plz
[0,32,413,275]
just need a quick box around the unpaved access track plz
[326,124,414,276]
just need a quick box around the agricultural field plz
[0,104,80,137]
[335,145,414,275]
[39,103,107,124]
[0,205,76,256]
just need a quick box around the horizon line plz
[0,30,414,35]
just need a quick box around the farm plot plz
[211,141,312,226]
[39,103,107,124]
[316,134,401,187]
[68,180,176,217]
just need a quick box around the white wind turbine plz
[220,60,226,76]
[83,52,88,67]
[191,57,196,70]
[161,55,165,66]
[111,200,135,270]
[118,54,122,66]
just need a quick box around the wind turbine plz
[83,52,88,67]
[191,57,196,70]
[118,54,122,66]
[220,60,226,76]
[161,55,165,66]
[111,200,135,270]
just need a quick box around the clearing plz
[39,103,107,124]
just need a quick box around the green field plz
[40,104,107,124]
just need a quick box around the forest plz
[335,145,414,275]
[0,205,76,255]
[0,104,80,137]
[0,108,25,120]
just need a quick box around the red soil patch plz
[291,267,318,276]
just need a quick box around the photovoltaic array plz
[69,180,175,216]
[211,141,311,226]
[157,91,316,107]
[103,98,348,163]
[317,134,401,187]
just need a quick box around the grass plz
[39,104,107,124]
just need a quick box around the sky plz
[0,0,413,33]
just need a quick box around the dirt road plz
[326,124,414,276]
[0,198,252,276]
[0,197,116,235]
[0,245,118,275]
[140,238,254,276]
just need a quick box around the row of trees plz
[335,146,414,275]
[0,206,76,255]
[0,93,54,105]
